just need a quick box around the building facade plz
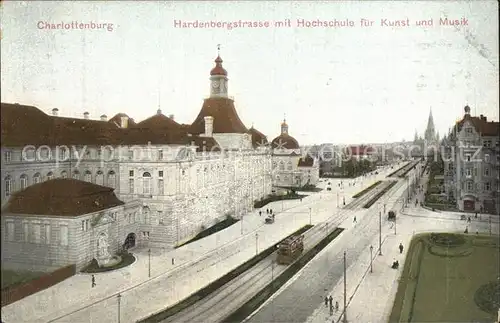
[443,105,500,214]
[1,52,319,258]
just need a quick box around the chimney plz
[100,114,107,121]
[52,108,59,116]
[204,116,214,137]
[120,116,129,128]
[83,112,90,119]
[168,114,174,120]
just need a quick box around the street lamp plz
[343,250,348,323]
[241,213,243,235]
[337,192,339,208]
[309,207,312,225]
[379,211,382,255]
[489,215,492,235]
[117,293,122,323]
[370,245,373,273]
[255,232,259,255]
[148,249,151,278]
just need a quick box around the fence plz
[1,264,76,307]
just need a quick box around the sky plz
[1,1,498,145]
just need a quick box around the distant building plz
[270,119,319,190]
[442,106,499,213]
[413,108,440,157]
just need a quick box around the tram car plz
[276,234,305,265]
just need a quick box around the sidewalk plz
[1,168,396,323]
[305,200,499,323]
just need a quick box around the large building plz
[442,105,499,213]
[1,52,319,270]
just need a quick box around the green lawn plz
[389,233,500,323]
[1,269,45,289]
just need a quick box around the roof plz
[248,126,268,148]
[271,133,300,149]
[346,145,376,156]
[188,97,248,134]
[456,113,499,137]
[108,113,136,126]
[135,113,182,131]
[210,55,228,76]
[298,155,314,167]
[1,102,213,147]
[3,179,124,216]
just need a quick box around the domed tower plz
[271,118,300,150]
[209,45,228,98]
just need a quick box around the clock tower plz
[209,47,228,98]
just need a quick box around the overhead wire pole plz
[343,250,347,323]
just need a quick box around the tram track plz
[156,176,409,323]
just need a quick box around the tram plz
[276,234,305,265]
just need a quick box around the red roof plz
[271,134,300,149]
[346,145,376,156]
[188,97,248,134]
[3,179,124,216]
[456,111,499,136]
[298,155,314,167]
[248,126,268,148]
[210,55,227,76]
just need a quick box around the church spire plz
[425,107,436,143]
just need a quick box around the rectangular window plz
[466,168,472,176]
[129,179,134,193]
[158,171,163,178]
[4,151,12,163]
[86,219,90,231]
[129,170,134,177]
[23,222,29,242]
[158,150,163,160]
[82,220,85,232]
[467,181,473,191]
[485,182,491,191]
[465,154,471,162]
[143,178,151,195]
[45,224,51,244]
[158,179,164,195]
[465,128,473,134]
[484,154,490,162]
[484,168,490,176]
[60,225,68,246]
[6,221,14,241]
[483,140,492,148]
[33,224,41,243]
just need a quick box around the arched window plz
[20,174,28,190]
[60,171,68,179]
[287,161,293,170]
[279,162,285,171]
[33,173,41,184]
[107,170,116,188]
[95,170,104,186]
[73,170,80,180]
[4,175,12,196]
[84,170,92,183]
[143,172,152,194]
[47,172,54,181]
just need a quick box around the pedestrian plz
[329,304,334,315]
[468,216,471,223]
[475,212,478,219]
[300,198,302,202]
[328,295,333,307]
[266,209,269,214]
[353,216,357,223]
[399,243,403,254]
[324,296,328,307]
[335,301,339,311]
[259,210,262,216]
[91,274,96,288]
